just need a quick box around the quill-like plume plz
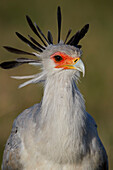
[0,58,41,69]
[57,6,62,43]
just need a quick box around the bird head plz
[0,6,89,88]
[41,44,84,77]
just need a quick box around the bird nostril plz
[74,59,78,63]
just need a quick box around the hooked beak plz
[56,57,85,77]
[73,58,85,77]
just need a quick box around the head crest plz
[1,6,89,56]
[0,7,89,87]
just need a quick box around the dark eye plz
[54,55,63,62]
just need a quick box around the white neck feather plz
[36,71,88,163]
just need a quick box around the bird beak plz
[73,58,85,77]
[56,57,85,77]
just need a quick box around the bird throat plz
[41,71,85,124]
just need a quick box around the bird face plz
[50,51,85,76]
[41,44,85,77]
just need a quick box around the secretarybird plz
[0,6,108,170]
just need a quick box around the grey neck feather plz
[41,71,86,125]
[36,71,88,163]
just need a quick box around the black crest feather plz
[35,23,50,45]
[0,58,40,69]
[26,15,47,46]
[16,32,43,52]
[3,46,35,56]
[57,6,61,43]
[28,35,45,50]
[67,24,89,46]
[67,31,80,45]
[47,31,53,44]
[0,61,22,69]
[64,29,72,44]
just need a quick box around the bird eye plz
[54,55,63,62]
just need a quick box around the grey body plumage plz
[1,6,108,170]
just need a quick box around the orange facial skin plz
[50,51,80,69]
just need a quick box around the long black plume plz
[67,24,89,46]
[28,35,45,50]
[47,31,53,44]
[64,29,72,44]
[0,58,40,69]
[76,24,89,44]
[57,6,61,43]
[3,46,36,56]
[67,31,80,45]
[26,15,47,46]
[16,32,43,52]
[35,23,50,45]
[0,61,22,69]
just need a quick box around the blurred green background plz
[0,0,113,169]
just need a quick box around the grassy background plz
[0,0,113,169]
